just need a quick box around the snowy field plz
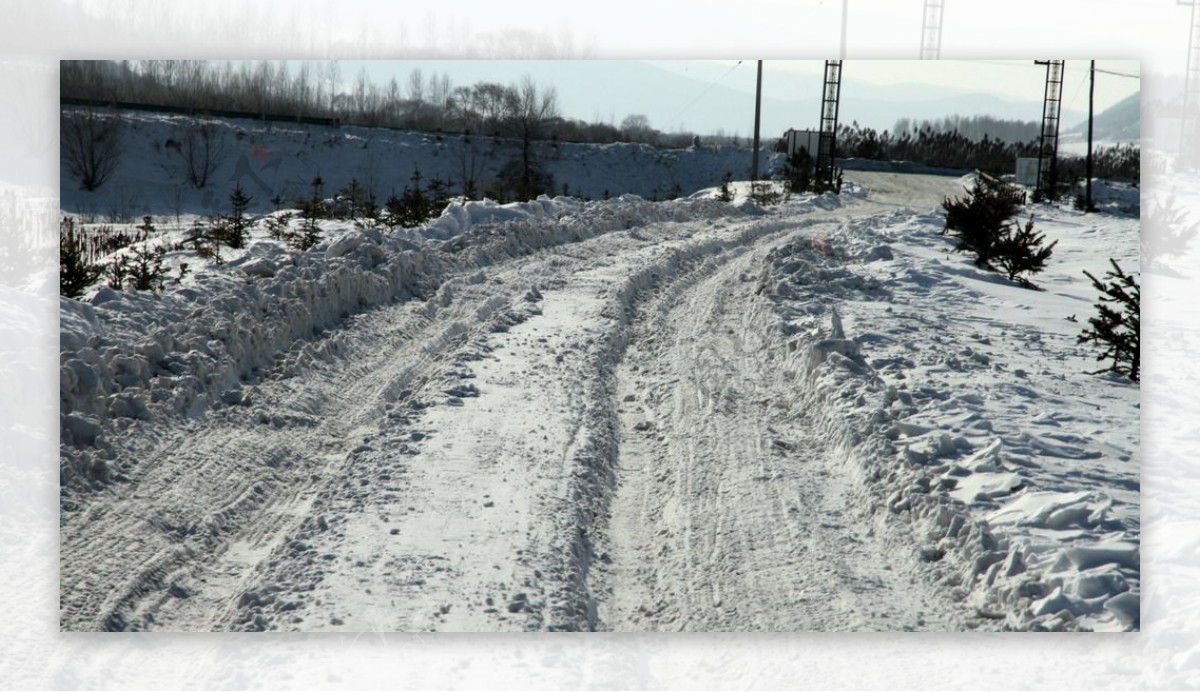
[57,118,1140,634]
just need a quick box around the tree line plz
[60,60,706,149]
[892,115,1041,144]
[829,121,1138,182]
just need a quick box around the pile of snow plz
[758,179,1139,631]
[1071,178,1140,216]
[58,193,753,492]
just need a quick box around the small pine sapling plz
[125,244,166,291]
[942,173,1024,266]
[60,216,101,298]
[337,178,365,221]
[1079,259,1140,382]
[383,192,404,230]
[291,210,323,252]
[991,216,1058,288]
[781,150,813,194]
[105,254,128,289]
[750,180,782,206]
[716,172,735,202]
[227,183,253,249]
[287,176,325,251]
[263,212,292,240]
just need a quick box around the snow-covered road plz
[598,206,960,631]
[60,171,1137,632]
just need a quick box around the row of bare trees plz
[61,60,705,148]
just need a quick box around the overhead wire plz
[1093,67,1140,79]
[665,60,745,131]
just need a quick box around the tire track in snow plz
[59,174,964,631]
[59,270,542,631]
[598,174,976,631]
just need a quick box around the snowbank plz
[58,193,751,492]
[758,194,1139,631]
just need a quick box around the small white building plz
[783,128,821,158]
[1015,157,1040,186]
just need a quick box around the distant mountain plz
[353,60,1084,141]
[1066,92,1139,142]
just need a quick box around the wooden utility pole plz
[1086,60,1095,212]
[752,60,763,182]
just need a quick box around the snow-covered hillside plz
[58,153,1139,633]
[60,109,774,220]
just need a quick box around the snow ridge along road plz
[61,172,1134,632]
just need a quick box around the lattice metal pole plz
[1181,0,1200,163]
[1034,60,1065,198]
[920,0,945,60]
[841,0,849,60]
[816,60,843,192]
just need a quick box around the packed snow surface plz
[59,164,1139,632]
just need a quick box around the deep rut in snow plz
[595,217,963,630]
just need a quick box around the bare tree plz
[621,113,654,143]
[325,60,341,117]
[296,62,314,117]
[506,77,559,197]
[430,72,452,120]
[178,121,226,189]
[457,133,488,199]
[61,108,123,192]
[474,82,509,135]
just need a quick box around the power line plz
[1093,68,1140,79]
[665,60,745,129]
[1065,65,1090,112]
[956,59,1045,70]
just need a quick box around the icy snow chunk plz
[804,310,859,373]
[109,391,150,420]
[987,491,1110,530]
[1103,591,1140,628]
[864,245,893,261]
[1030,586,1077,617]
[1020,431,1103,460]
[1063,540,1139,571]
[326,231,366,258]
[238,257,278,278]
[962,438,1002,470]
[62,414,102,447]
[1065,566,1130,599]
[948,472,1023,504]
[63,359,99,397]
[90,286,123,306]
